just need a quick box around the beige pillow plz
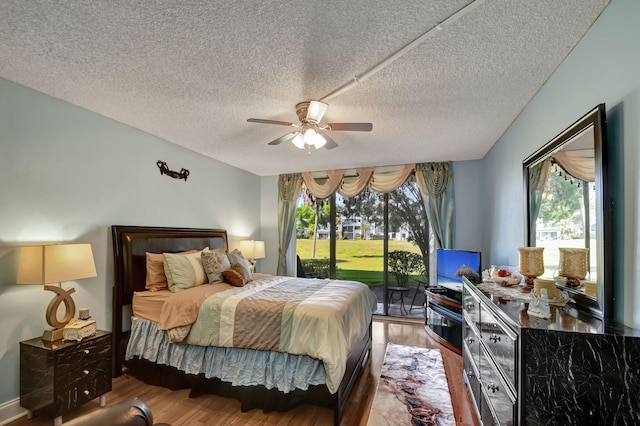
[201,250,231,283]
[163,248,209,292]
[145,250,196,291]
[222,263,252,287]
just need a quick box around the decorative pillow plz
[145,250,196,291]
[222,263,252,287]
[201,250,231,284]
[227,249,252,272]
[163,248,209,292]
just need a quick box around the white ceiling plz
[0,0,610,176]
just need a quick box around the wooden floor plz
[9,318,479,426]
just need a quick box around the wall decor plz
[157,160,190,181]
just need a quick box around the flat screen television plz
[436,249,482,289]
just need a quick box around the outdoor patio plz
[370,283,426,319]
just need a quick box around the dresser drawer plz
[463,341,481,410]
[463,316,480,368]
[56,374,112,415]
[462,284,481,328]
[55,335,111,372]
[480,304,517,391]
[479,343,516,426]
[55,357,111,392]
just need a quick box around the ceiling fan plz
[247,101,373,150]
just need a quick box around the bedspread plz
[160,275,376,393]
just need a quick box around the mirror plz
[524,104,612,319]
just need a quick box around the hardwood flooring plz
[8,318,479,426]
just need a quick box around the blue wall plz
[0,78,263,405]
[482,0,640,327]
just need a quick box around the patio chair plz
[296,255,324,278]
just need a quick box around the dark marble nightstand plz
[20,330,112,426]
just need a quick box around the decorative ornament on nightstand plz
[518,247,545,290]
[17,244,97,341]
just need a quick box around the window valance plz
[552,148,595,183]
[301,164,415,199]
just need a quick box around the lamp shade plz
[17,244,97,285]
[237,240,266,260]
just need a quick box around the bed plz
[111,225,375,425]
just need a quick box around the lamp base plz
[522,275,538,291]
[42,328,64,342]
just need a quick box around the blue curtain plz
[528,160,551,244]
[415,162,454,249]
[277,173,302,275]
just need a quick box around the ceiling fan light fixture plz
[306,101,328,123]
[303,128,318,144]
[312,133,327,149]
[292,133,306,149]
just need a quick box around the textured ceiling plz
[0,0,610,176]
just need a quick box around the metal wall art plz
[157,160,190,181]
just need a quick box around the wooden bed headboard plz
[111,225,228,376]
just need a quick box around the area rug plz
[367,343,455,426]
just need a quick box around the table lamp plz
[237,240,265,272]
[17,243,97,341]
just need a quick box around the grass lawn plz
[296,239,424,286]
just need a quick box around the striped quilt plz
[159,275,377,393]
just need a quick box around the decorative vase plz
[558,247,588,289]
[518,247,545,290]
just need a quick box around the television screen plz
[436,249,482,287]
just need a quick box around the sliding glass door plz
[295,178,431,318]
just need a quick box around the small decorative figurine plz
[528,288,551,319]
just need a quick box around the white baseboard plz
[0,398,27,426]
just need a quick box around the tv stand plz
[425,285,462,354]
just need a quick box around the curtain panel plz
[528,160,551,244]
[277,173,303,275]
[415,162,454,249]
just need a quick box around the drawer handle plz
[489,334,501,343]
[83,370,89,375]
[465,302,475,310]
[466,370,475,378]
[84,349,90,355]
[487,383,499,393]
[466,337,475,344]
[83,390,90,396]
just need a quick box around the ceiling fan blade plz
[307,101,328,123]
[268,132,299,146]
[248,118,298,127]
[326,122,373,132]
[320,132,338,150]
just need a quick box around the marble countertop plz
[467,280,638,337]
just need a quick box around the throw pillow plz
[201,250,231,284]
[163,248,209,292]
[145,250,196,291]
[222,263,252,287]
[227,249,252,272]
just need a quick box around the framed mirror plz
[524,104,612,319]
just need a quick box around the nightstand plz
[20,330,112,426]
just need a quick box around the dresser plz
[20,330,112,426]
[462,277,640,425]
